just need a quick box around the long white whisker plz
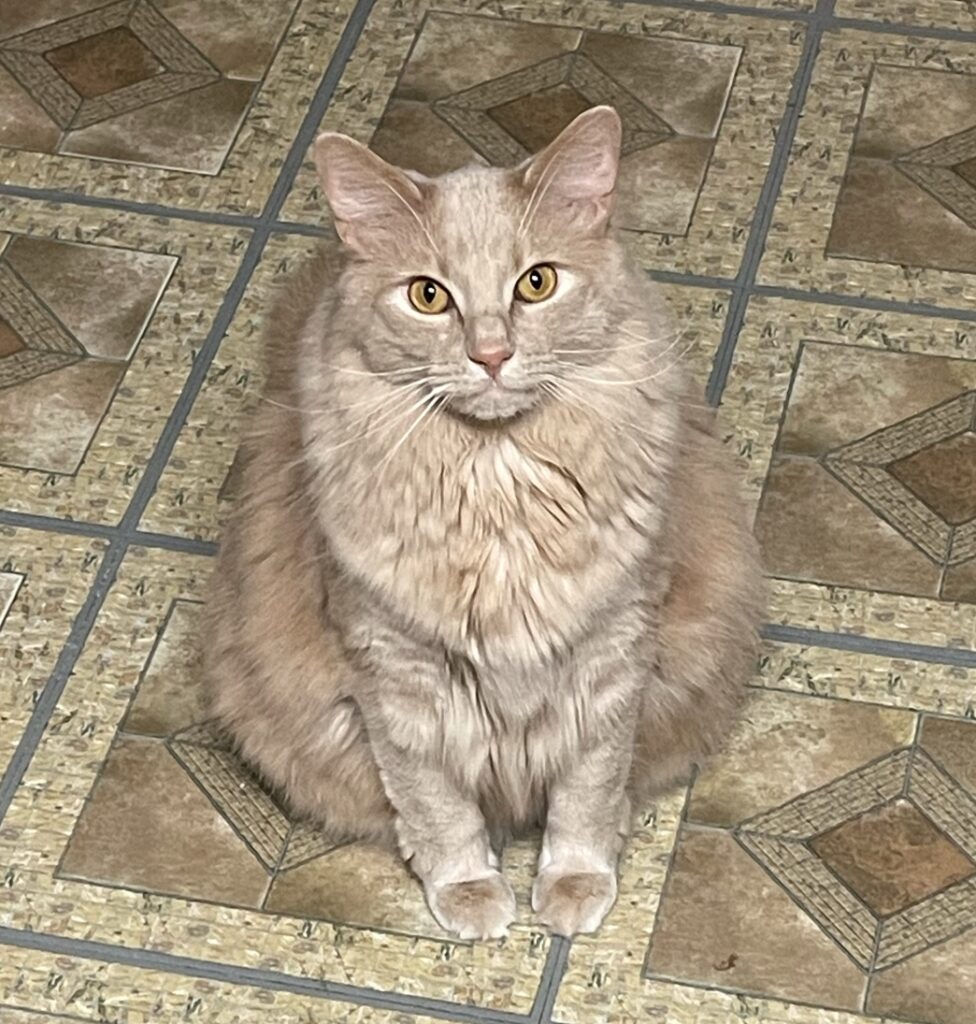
[376,389,447,474]
[517,148,567,241]
[380,179,442,258]
[324,362,437,379]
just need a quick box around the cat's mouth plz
[446,378,541,423]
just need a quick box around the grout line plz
[0,926,533,1024]
[752,283,976,323]
[705,0,835,405]
[831,15,976,42]
[0,510,116,542]
[762,623,976,669]
[530,937,572,1024]
[631,0,814,21]
[0,0,378,827]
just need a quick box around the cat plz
[204,106,764,940]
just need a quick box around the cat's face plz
[315,107,629,422]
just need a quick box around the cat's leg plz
[359,649,516,940]
[532,663,640,936]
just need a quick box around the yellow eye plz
[408,278,450,315]
[515,264,557,303]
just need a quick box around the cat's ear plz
[520,106,622,236]
[313,132,426,256]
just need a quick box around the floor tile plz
[721,294,976,644]
[0,546,548,1010]
[0,198,247,522]
[554,686,976,1024]
[278,0,806,278]
[0,941,450,1022]
[0,0,356,213]
[759,29,976,307]
[0,526,104,769]
[835,0,976,30]
[139,232,730,541]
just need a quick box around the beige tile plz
[688,689,916,827]
[0,360,125,475]
[760,30,976,306]
[60,736,270,906]
[868,922,976,1024]
[0,66,60,152]
[61,78,256,174]
[153,0,298,79]
[919,716,976,796]
[5,235,176,360]
[123,599,207,736]
[0,199,248,523]
[646,828,866,1010]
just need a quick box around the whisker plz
[380,178,443,259]
[376,389,448,474]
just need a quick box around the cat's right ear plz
[313,133,425,257]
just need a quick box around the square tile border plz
[758,27,976,308]
[722,293,976,649]
[0,0,358,215]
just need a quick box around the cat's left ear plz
[520,106,622,236]
[313,132,426,257]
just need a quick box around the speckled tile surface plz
[1,1,975,1022]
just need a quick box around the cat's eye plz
[408,278,451,315]
[515,264,557,303]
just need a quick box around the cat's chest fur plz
[321,426,664,668]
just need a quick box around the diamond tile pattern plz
[2,3,976,1024]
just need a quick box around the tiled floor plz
[1,0,975,1022]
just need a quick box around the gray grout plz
[0,926,533,1024]
[531,937,572,1024]
[3,0,976,1014]
[762,624,976,670]
[706,0,836,405]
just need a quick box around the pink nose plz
[469,346,512,379]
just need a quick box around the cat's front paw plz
[427,872,516,940]
[532,867,617,936]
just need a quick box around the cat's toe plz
[532,868,617,937]
[427,873,517,940]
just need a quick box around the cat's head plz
[314,106,637,422]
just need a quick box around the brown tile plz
[5,236,176,360]
[811,799,975,916]
[646,828,866,1010]
[0,359,124,474]
[124,600,207,736]
[889,433,976,526]
[152,0,296,79]
[266,842,449,938]
[45,26,162,98]
[0,66,60,152]
[579,32,740,137]
[396,12,581,103]
[60,736,269,906]
[688,690,915,827]
[489,83,591,155]
[60,77,254,174]
[0,315,24,357]
[827,64,976,274]
[919,716,976,796]
[756,454,943,595]
[868,921,976,1024]
[370,99,484,176]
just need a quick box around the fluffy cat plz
[204,106,763,940]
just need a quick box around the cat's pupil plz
[423,282,437,303]
[529,270,542,290]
